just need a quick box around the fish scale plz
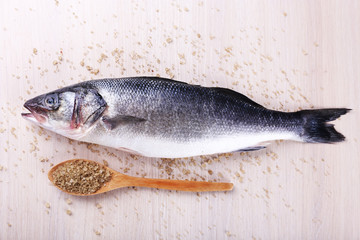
[93,78,285,135]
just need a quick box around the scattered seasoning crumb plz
[178,53,186,65]
[45,202,51,208]
[65,198,72,205]
[95,203,102,209]
[97,53,108,63]
[102,160,109,167]
[51,160,112,194]
[66,209,72,216]
[95,230,101,236]
[10,127,17,139]
[182,169,190,175]
[33,48,38,55]
[165,68,175,78]
[7,222,12,227]
[40,157,49,163]
[85,65,99,75]
[165,166,173,175]
[225,47,233,55]
[91,69,100,75]
[80,60,85,67]
[166,38,173,44]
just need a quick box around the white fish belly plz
[80,131,299,158]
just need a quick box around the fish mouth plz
[22,101,47,124]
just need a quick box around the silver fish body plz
[22,77,349,158]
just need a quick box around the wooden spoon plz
[48,159,233,196]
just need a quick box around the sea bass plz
[22,77,349,158]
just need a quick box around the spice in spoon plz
[51,159,112,194]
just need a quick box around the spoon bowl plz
[48,159,234,196]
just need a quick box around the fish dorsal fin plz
[143,76,190,85]
[102,115,146,130]
[142,77,264,109]
[211,87,265,109]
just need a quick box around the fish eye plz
[46,97,54,105]
[44,94,58,108]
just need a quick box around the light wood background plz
[1,0,359,239]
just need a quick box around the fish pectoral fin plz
[235,146,267,152]
[102,115,146,130]
[84,105,107,127]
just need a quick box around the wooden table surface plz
[1,0,359,239]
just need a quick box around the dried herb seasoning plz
[52,160,112,194]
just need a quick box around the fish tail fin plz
[297,108,350,143]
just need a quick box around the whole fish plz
[22,77,349,158]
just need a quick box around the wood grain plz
[0,0,359,239]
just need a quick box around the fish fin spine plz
[235,146,267,152]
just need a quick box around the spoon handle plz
[121,175,233,192]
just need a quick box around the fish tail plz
[297,108,350,143]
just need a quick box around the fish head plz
[22,87,107,139]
